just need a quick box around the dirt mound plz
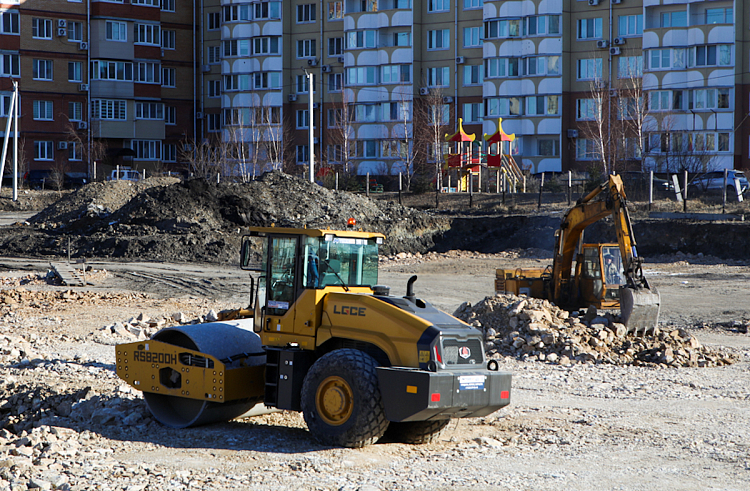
[454,294,736,367]
[0,172,449,263]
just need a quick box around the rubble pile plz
[94,309,222,344]
[454,294,736,367]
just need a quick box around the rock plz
[172,312,186,324]
[546,353,559,363]
[205,309,219,322]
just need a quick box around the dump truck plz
[116,225,511,447]
[496,174,660,329]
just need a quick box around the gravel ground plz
[0,254,748,490]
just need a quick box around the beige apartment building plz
[0,0,747,180]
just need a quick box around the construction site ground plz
[0,179,748,490]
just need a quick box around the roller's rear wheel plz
[301,349,388,448]
[386,419,450,444]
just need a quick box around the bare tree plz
[325,91,356,179]
[393,84,419,190]
[65,120,107,181]
[260,105,287,174]
[579,77,614,175]
[615,66,653,171]
[178,133,224,179]
[413,84,452,191]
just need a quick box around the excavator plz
[496,174,660,329]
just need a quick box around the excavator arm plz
[550,175,660,329]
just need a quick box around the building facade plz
[0,0,747,180]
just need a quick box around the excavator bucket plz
[619,286,661,331]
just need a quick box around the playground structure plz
[443,118,525,193]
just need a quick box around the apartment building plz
[0,0,195,180]
[1,0,747,180]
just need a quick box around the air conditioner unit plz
[321,65,332,73]
[79,83,89,92]
[288,94,297,102]
[312,103,320,109]
[419,87,430,96]
[612,0,622,4]
[596,40,609,49]
[58,19,67,28]
[443,96,453,103]
[57,28,67,37]
[455,56,465,64]
[77,121,88,130]
[202,65,211,73]
[307,58,318,66]
[609,47,621,56]
[588,0,599,5]
[567,129,578,138]
[609,89,618,97]
[338,56,345,63]
[79,42,88,50]
[614,37,626,45]
[196,111,204,119]
[57,141,68,150]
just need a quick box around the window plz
[91,60,133,81]
[135,102,164,119]
[618,15,643,37]
[526,95,559,116]
[381,64,410,84]
[254,1,281,20]
[297,4,316,23]
[618,56,643,78]
[692,88,731,110]
[618,97,641,120]
[484,19,522,38]
[136,62,160,83]
[347,31,376,49]
[394,32,411,47]
[162,67,176,87]
[1,54,19,77]
[33,59,53,80]
[328,1,343,20]
[576,99,599,120]
[131,140,161,160]
[106,21,127,42]
[360,0,378,12]
[208,46,222,63]
[463,27,481,48]
[328,37,343,56]
[135,24,160,45]
[353,104,378,122]
[207,113,221,132]
[207,12,221,30]
[576,139,599,160]
[427,105,450,125]
[577,18,602,39]
[691,45,732,67]
[224,40,251,57]
[208,80,221,97]
[163,144,177,162]
[296,145,309,164]
[69,143,82,161]
[33,100,53,120]
[649,90,671,111]
[297,39,316,58]
[253,37,280,55]
[717,88,730,109]
[327,108,342,127]
[357,140,378,158]
[296,109,310,129]
[34,141,54,161]
[162,30,176,50]
[381,141,409,159]
[428,29,450,50]
[346,66,376,85]
[92,99,127,120]
[0,11,19,34]
[526,56,560,76]
[32,18,52,39]
[660,11,687,28]
[382,102,410,121]
[463,103,482,123]
[705,8,732,25]
[463,65,482,85]
[327,144,343,162]
[428,0,449,13]
[223,5,251,22]
[527,15,560,35]
[296,74,316,93]
[649,49,671,70]
[67,21,83,41]
[253,72,281,89]
[161,0,175,12]
[577,58,602,80]
[69,102,82,121]
[537,139,559,157]
[68,61,82,82]
[426,66,450,87]
[0,94,10,117]
[327,73,342,92]
[464,0,482,9]
[132,0,159,6]
[485,57,520,78]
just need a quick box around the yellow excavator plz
[116,226,511,448]
[496,174,660,329]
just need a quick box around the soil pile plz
[0,172,449,263]
[454,294,736,367]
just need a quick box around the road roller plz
[116,226,512,448]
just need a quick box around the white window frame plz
[297,39,316,58]
[427,29,450,50]
[106,21,127,42]
[34,141,54,161]
[130,140,162,160]
[0,11,19,35]
[33,59,53,81]
[162,29,176,50]
[135,23,161,46]
[68,61,82,82]
[297,3,316,23]
[428,0,450,13]
[135,102,164,120]
[32,18,52,39]
[463,27,481,48]
[92,99,127,120]
[162,67,176,87]
[68,101,83,121]
[33,100,54,120]
[577,18,602,40]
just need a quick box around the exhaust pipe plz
[405,275,418,303]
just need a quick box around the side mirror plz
[240,236,253,270]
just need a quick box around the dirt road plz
[0,253,748,490]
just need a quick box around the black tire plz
[385,419,451,444]
[301,349,388,448]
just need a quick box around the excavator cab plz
[577,243,625,309]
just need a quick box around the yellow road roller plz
[116,226,512,447]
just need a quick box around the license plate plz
[458,375,485,391]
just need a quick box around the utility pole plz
[0,81,19,200]
[307,70,315,183]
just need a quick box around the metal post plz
[335,172,339,191]
[496,170,500,193]
[217,172,220,184]
[469,172,473,208]
[398,172,402,205]
[308,71,315,183]
[722,168,728,213]
[683,170,688,213]
[523,175,527,193]
[116,164,120,180]
[93,161,97,182]
[649,170,654,212]
[366,172,370,197]
[0,84,17,191]
[68,237,71,264]
[12,81,18,201]
[567,170,572,205]
[502,173,506,205]
[537,173,544,209]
